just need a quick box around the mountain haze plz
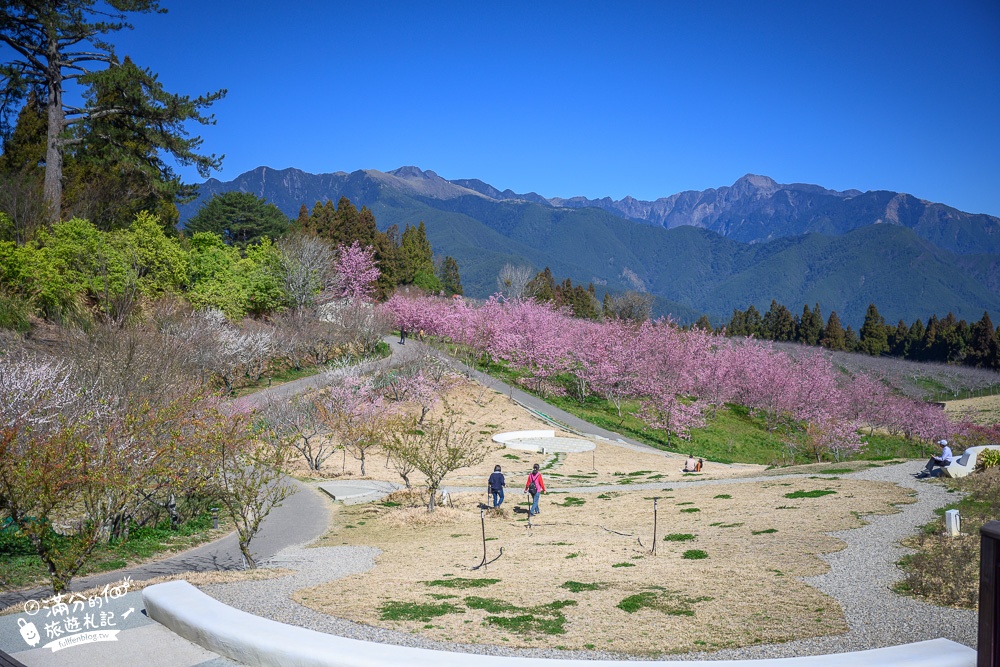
[179,167,1000,327]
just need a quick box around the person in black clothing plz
[487,465,505,508]
[399,326,407,345]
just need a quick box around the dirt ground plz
[298,477,912,655]
[285,378,917,655]
[289,380,768,488]
[945,394,1000,426]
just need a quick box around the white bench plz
[942,445,1000,478]
[142,580,976,667]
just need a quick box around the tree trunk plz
[44,34,64,225]
[427,486,437,512]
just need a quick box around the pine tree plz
[858,303,888,356]
[821,311,846,351]
[439,256,463,296]
[889,319,910,357]
[744,304,762,337]
[399,222,435,285]
[798,303,823,346]
[527,267,556,302]
[844,325,859,352]
[968,312,999,369]
[0,2,225,223]
[762,300,796,341]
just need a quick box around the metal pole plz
[979,520,1000,667]
[652,498,659,555]
[478,509,487,570]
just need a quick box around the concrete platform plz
[492,430,596,453]
[316,480,399,504]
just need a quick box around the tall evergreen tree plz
[844,325,859,352]
[438,256,463,296]
[400,222,434,284]
[0,1,225,223]
[858,303,888,356]
[761,300,796,341]
[184,191,288,248]
[821,311,846,351]
[968,312,999,369]
[889,319,910,357]
[527,267,556,302]
[798,303,823,346]
[744,304,763,337]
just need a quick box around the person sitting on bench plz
[917,440,953,478]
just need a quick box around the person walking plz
[487,465,506,508]
[399,326,407,345]
[525,463,546,516]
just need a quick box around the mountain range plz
[178,167,1000,327]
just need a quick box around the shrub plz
[975,448,1000,472]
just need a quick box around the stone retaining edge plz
[142,581,976,667]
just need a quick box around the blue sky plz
[106,1,1000,214]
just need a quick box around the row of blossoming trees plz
[383,294,954,461]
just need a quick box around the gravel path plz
[199,459,977,661]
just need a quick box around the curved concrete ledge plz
[492,429,555,444]
[142,581,975,667]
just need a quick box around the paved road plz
[0,477,331,610]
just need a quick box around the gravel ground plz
[200,459,977,661]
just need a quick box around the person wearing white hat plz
[916,440,953,478]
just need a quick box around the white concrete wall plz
[142,581,976,667]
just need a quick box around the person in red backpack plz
[525,463,546,516]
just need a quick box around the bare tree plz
[260,394,331,471]
[319,299,393,357]
[238,319,275,383]
[604,290,654,322]
[0,170,47,243]
[496,263,533,301]
[278,233,337,311]
[384,411,491,511]
[315,372,396,477]
[209,406,294,569]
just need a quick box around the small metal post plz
[652,497,659,554]
[480,509,487,567]
[979,520,1000,667]
[210,507,219,530]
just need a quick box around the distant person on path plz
[682,455,698,472]
[488,465,506,508]
[696,458,704,472]
[399,326,407,345]
[525,463,546,516]
[917,439,953,478]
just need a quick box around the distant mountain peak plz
[734,173,779,190]
[388,166,436,180]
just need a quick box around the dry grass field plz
[944,394,1000,426]
[278,379,920,655]
[297,477,912,655]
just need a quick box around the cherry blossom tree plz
[333,241,380,301]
